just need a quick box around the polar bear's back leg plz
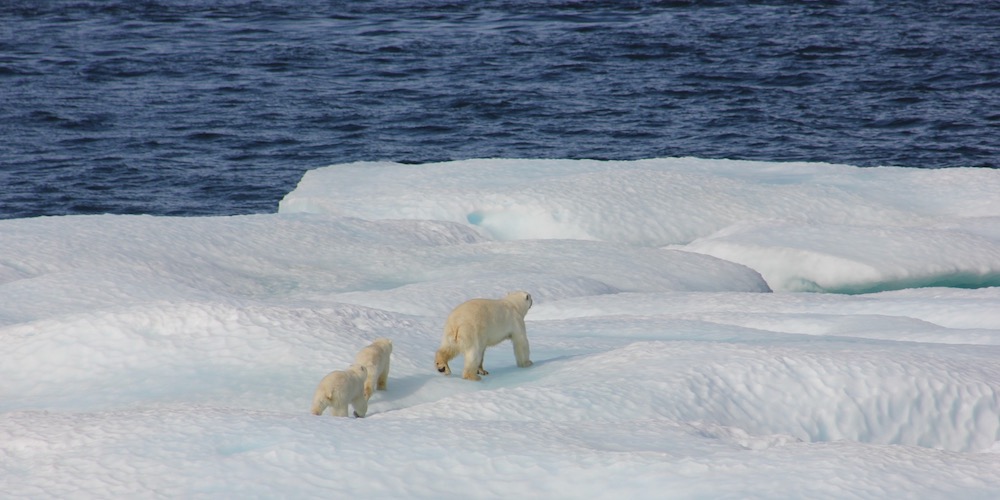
[461,350,482,381]
[311,383,334,415]
[363,370,376,399]
[459,326,490,381]
[376,361,389,391]
[310,398,329,416]
[435,343,457,376]
[461,343,485,381]
[328,401,350,417]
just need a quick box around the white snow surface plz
[3,158,1000,498]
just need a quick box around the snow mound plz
[3,158,1000,497]
[393,338,999,452]
[682,220,1000,293]
[280,159,1000,294]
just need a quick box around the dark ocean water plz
[2,0,998,219]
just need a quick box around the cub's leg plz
[310,399,329,416]
[377,365,389,390]
[329,401,350,417]
[363,374,375,399]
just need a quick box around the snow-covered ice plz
[3,158,1000,498]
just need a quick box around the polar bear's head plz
[504,291,533,316]
[372,337,393,353]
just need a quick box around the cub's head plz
[505,291,533,314]
[373,337,393,353]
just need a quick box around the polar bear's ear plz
[526,293,532,307]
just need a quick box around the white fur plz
[310,364,369,417]
[354,338,393,399]
[435,291,533,381]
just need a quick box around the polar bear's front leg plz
[512,329,532,368]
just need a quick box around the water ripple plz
[1,0,998,219]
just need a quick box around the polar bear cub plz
[310,364,369,417]
[435,291,533,381]
[354,337,393,399]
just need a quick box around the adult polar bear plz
[435,291,533,381]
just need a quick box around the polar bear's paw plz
[435,348,454,376]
